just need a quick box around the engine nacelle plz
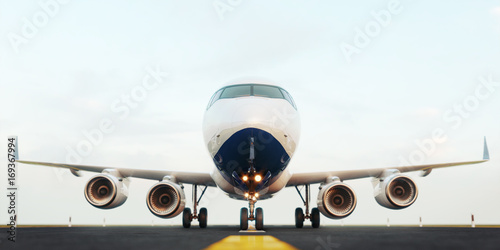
[374,174,418,209]
[146,181,185,218]
[84,174,129,209]
[317,181,357,219]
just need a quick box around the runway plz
[2,225,500,249]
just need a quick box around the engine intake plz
[374,174,418,209]
[317,182,357,219]
[146,181,185,218]
[84,174,128,209]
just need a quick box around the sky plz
[1,0,500,226]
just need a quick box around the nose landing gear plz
[240,198,264,230]
[239,136,265,230]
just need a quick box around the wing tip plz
[483,136,490,161]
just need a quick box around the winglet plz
[483,137,489,161]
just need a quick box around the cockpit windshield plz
[253,85,284,98]
[219,85,251,98]
[207,84,297,110]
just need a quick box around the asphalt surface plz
[2,225,499,250]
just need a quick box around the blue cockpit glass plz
[207,84,297,110]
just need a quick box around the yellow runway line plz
[204,235,298,250]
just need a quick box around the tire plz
[295,207,304,228]
[255,207,264,230]
[240,207,248,230]
[311,207,320,228]
[183,208,191,228]
[199,207,207,228]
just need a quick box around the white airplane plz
[18,83,490,230]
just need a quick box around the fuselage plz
[202,83,300,200]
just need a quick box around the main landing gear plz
[183,184,208,228]
[294,184,320,228]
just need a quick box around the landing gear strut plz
[239,136,264,230]
[183,184,208,228]
[294,184,320,228]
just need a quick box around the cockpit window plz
[220,85,251,99]
[280,89,297,109]
[207,84,297,110]
[253,85,284,98]
[206,89,223,110]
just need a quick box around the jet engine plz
[374,174,418,209]
[146,181,185,218]
[317,181,357,219]
[84,174,129,209]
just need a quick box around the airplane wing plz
[17,160,216,186]
[286,138,490,186]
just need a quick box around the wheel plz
[199,207,207,228]
[183,208,191,228]
[295,207,304,228]
[255,207,264,230]
[311,207,320,228]
[240,207,248,230]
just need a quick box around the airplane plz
[17,83,490,230]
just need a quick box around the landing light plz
[255,193,259,198]
[244,193,249,198]
[242,175,248,181]
[255,175,262,182]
